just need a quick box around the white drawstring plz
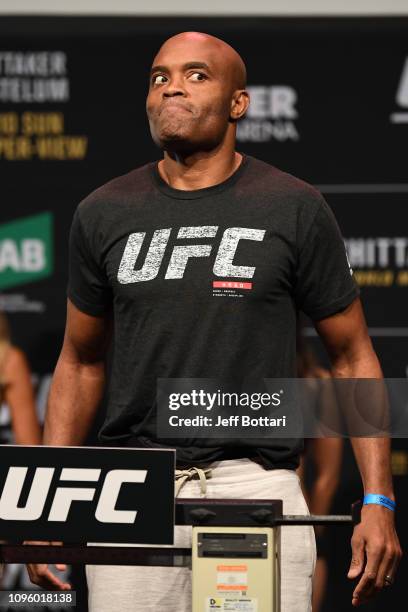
[175,467,212,497]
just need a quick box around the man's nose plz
[163,75,186,97]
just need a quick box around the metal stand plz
[0,498,360,565]
[0,499,361,612]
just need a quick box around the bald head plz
[154,32,247,91]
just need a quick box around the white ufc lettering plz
[95,469,147,523]
[213,227,265,277]
[48,468,100,521]
[0,466,54,520]
[117,228,170,283]
[0,466,148,524]
[165,226,218,279]
[117,225,265,283]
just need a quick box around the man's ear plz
[230,90,250,121]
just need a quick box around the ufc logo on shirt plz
[117,226,266,284]
[0,466,147,524]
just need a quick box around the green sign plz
[0,212,53,290]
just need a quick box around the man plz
[27,32,401,611]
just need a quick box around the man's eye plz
[152,75,167,85]
[189,72,206,82]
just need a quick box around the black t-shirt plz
[67,155,359,469]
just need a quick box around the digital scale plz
[192,525,279,612]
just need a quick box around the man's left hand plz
[347,504,402,606]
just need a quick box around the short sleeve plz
[294,194,359,320]
[67,208,112,316]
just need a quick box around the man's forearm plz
[43,354,105,446]
[332,349,394,499]
[351,438,394,499]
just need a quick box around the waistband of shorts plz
[183,457,298,480]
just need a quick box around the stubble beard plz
[150,114,200,153]
[148,103,229,154]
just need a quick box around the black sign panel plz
[0,445,175,544]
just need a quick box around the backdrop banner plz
[0,16,407,611]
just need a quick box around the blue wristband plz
[363,494,396,511]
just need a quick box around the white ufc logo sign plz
[0,467,147,524]
[117,225,266,284]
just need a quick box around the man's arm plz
[43,298,111,445]
[27,297,112,589]
[315,297,402,607]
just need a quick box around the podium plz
[0,446,358,611]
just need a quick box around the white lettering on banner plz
[0,466,148,524]
[117,226,266,284]
[0,51,69,104]
[390,57,408,123]
[0,79,69,103]
[396,57,408,109]
[247,86,298,119]
[22,239,45,271]
[238,85,300,142]
[236,120,299,142]
[345,237,408,268]
[0,239,45,272]
[0,52,67,76]
[0,240,20,271]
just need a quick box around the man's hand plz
[25,541,71,590]
[347,505,402,606]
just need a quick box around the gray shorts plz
[86,458,316,612]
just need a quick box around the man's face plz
[146,37,235,153]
